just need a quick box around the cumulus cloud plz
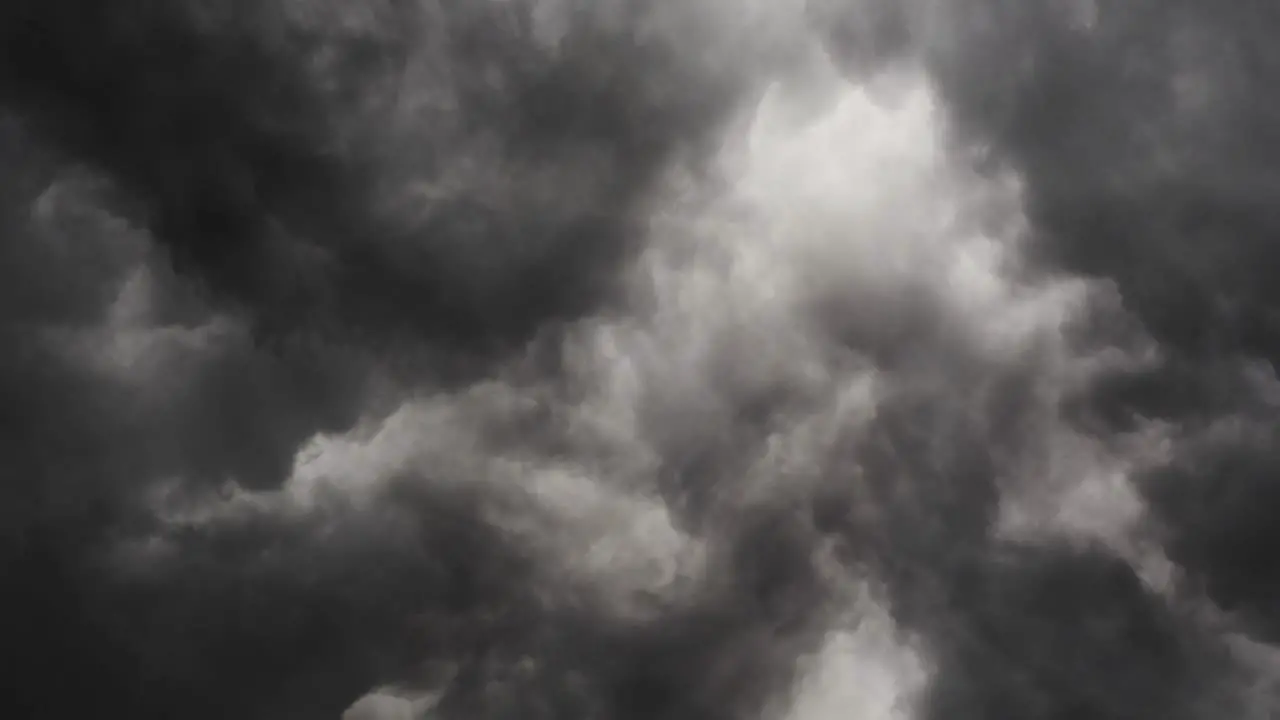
[1,1,1278,719]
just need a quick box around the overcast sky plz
[1,1,1278,718]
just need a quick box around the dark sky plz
[1,1,1278,718]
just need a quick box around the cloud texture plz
[2,1,1278,718]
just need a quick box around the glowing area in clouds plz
[334,59,1046,719]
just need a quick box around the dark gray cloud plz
[4,1,1280,718]
[0,1,766,716]
[812,0,1280,715]
[917,541,1219,720]
[898,0,1280,652]
[0,0,746,357]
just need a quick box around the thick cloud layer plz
[902,0,1280,669]
[2,1,1279,718]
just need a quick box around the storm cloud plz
[2,1,1279,719]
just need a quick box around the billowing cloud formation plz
[2,1,1278,718]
